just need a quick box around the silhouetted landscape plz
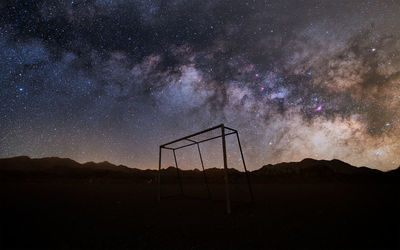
[1,156,399,249]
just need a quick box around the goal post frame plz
[157,124,254,214]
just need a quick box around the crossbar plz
[169,131,237,150]
[161,123,230,148]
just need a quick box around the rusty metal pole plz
[173,149,184,196]
[158,146,162,202]
[196,143,211,199]
[221,124,231,214]
[236,132,254,202]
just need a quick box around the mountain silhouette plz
[0,156,397,183]
[255,158,380,175]
[0,156,140,182]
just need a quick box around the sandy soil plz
[0,181,398,249]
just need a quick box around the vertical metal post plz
[158,146,162,202]
[173,149,184,196]
[236,132,254,202]
[197,143,211,199]
[221,124,231,214]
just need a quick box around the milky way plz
[1,0,399,170]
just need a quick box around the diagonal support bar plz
[173,149,184,195]
[197,143,211,199]
[236,132,254,202]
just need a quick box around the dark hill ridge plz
[0,156,398,183]
[0,156,140,181]
[387,165,400,176]
[250,158,389,182]
[0,156,136,172]
[255,158,383,176]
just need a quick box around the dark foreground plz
[1,181,399,249]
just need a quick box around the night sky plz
[1,0,399,171]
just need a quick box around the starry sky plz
[1,0,399,171]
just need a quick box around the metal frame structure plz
[158,124,253,214]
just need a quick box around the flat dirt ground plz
[0,181,399,249]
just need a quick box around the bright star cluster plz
[0,0,399,170]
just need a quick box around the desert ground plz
[1,180,398,249]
